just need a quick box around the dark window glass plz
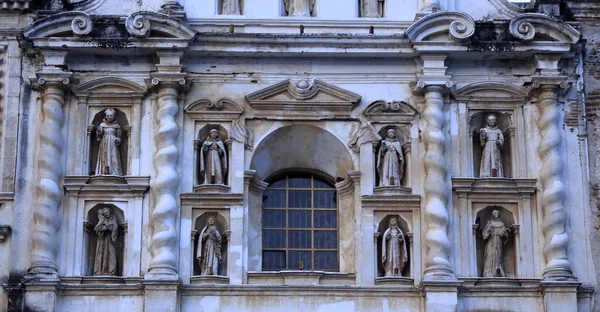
[314,251,337,270]
[261,174,338,271]
[263,190,286,208]
[263,210,286,228]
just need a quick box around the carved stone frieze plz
[230,121,254,151]
[508,13,580,43]
[363,100,417,123]
[348,123,381,153]
[0,0,30,10]
[405,11,475,42]
[245,79,361,118]
[184,98,243,121]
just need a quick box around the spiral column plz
[419,82,454,280]
[28,73,71,279]
[147,75,186,279]
[533,79,574,280]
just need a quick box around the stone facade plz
[0,0,598,311]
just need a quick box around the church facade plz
[0,0,598,311]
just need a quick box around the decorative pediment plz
[363,100,417,123]
[453,82,530,103]
[405,11,475,42]
[245,79,361,114]
[23,11,93,38]
[125,11,196,39]
[184,98,243,121]
[509,13,580,43]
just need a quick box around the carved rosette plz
[29,74,71,278]
[533,78,574,280]
[147,75,186,278]
[419,83,454,279]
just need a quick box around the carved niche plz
[85,204,126,277]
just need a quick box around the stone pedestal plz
[423,281,461,312]
[143,281,181,312]
[541,281,580,312]
[23,281,60,312]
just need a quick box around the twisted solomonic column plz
[533,79,574,280]
[147,75,186,279]
[417,81,455,280]
[28,73,71,279]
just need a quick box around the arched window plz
[262,174,338,271]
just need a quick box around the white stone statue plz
[283,0,315,17]
[200,129,228,185]
[222,0,241,15]
[361,0,384,17]
[197,216,223,276]
[479,113,504,178]
[377,129,404,186]
[482,210,509,278]
[93,207,119,276]
[381,217,407,277]
[95,108,123,176]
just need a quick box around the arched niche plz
[376,215,411,278]
[89,108,130,176]
[193,212,229,276]
[375,125,410,187]
[474,206,516,278]
[195,124,230,188]
[84,204,126,277]
[250,124,354,182]
[470,112,513,178]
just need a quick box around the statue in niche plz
[200,129,228,185]
[197,216,223,275]
[283,0,315,17]
[482,210,509,277]
[222,0,241,15]
[93,207,119,276]
[361,0,384,18]
[95,108,123,176]
[479,113,504,178]
[377,129,404,186]
[381,217,407,277]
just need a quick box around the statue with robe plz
[381,217,407,277]
[222,0,241,15]
[479,113,504,178]
[482,210,510,277]
[283,0,315,17]
[197,216,223,276]
[95,108,123,176]
[361,0,384,17]
[200,129,228,185]
[377,129,404,186]
[93,207,119,276]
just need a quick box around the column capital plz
[530,75,570,90]
[412,78,454,94]
[32,71,72,90]
[147,72,187,90]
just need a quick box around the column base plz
[541,280,581,312]
[423,280,462,312]
[145,266,179,281]
[143,280,181,312]
[23,280,60,312]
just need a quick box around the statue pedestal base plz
[373,185,412,195]
[375,276,414,286]
[194,184,230,194]
[190,275,229,285]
